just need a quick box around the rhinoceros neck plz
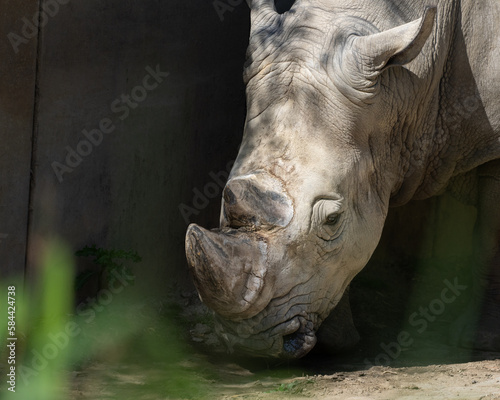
[385,0,500,206]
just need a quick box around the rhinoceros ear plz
[352,6,436,72]
[339,6,436,102]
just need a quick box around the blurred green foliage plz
[0,238,223,400]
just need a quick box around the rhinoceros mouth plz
[216,313,318,359]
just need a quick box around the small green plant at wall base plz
[75,245,141,291]
[267,379,315,394]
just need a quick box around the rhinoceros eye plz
[312,198,344,242]
[325,213,340,226]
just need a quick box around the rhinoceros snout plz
[186,170,299,355]
[185,224,274,320]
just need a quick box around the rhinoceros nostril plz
[282,319,317,358]
[283,330,305,355]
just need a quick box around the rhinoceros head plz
[186,1,436,358]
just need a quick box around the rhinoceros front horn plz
[185,225,274,320]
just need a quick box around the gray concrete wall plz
[23,0,249,295]
[0,0,40,279]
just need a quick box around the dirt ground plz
[214,359,500,399]
[69,350,500,400]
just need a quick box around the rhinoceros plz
[185,0,500,358]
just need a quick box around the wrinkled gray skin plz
[186,0,500,358]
